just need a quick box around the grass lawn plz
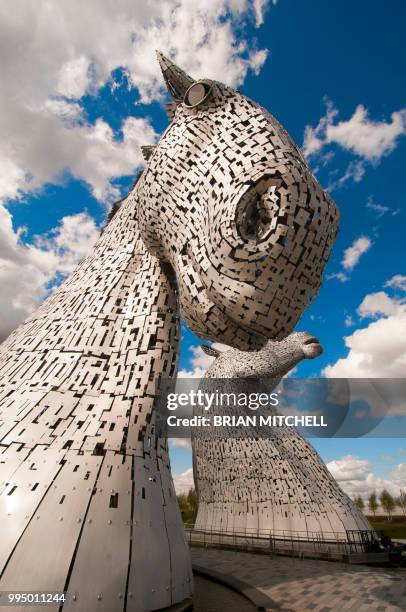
[369,517,406,539]
[180,509,195,525]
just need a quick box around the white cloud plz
[343,160,366,183]
[327,455,370,482]
[248,49,269,75]
[56,56,90,98]
[366,197,390,218]
[172,467,194,494]
[0,206,99,341]
[303,99,406,187]
[392,464,406,489]
[344,315,354,327]
[304,100,406,162]
[0,0,270,207]
[178,343,228,378]
[324,310,406,378]
[327,271,349,283]
[327,105,406,161]
[327,454,405,500]
[357,291,403,319]
[33,212,100,273]
[328,160,366,190]
[44,98,84,124]
[342,236,372,271]
[252,0,269,26]
[170,438,192,450]
[1,112,158,206]
[303,99,338,157]
[327,236,372,283]
[385,274,406,292]
[323,282,406,379]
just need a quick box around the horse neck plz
[0,187,180,455]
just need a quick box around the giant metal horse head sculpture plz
[136,52,339,350]
[0,52,344,608]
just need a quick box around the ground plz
[191,547,406,611]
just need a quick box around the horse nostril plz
[303,336,320,346]
[302,336,323,359]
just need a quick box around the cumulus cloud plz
[0,0,270,207]
[303,98,406,187]
[392,463,406,489]
[304,100,406,161]
[327,454,405,500]
[324,306,406,378]
[178,343,228,378]
[327,236,372,283]
[323,281,406,379]
[170,438,192,450]
[357,291,404,319]
[1,111,157,206]
[327,455,370,482]
[56,56,91,99]
[0,206,99,341]
[385,274,406,292]
[327,105,406,161]
[252,0,270,27]
[172,467,195,494]
[303,99,338,157]
[342,236,372,271]
[327,271,350,283]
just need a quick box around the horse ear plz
[201,344,220,358]
[156,50,195,100]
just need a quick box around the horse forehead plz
[142,85,325,224]
[148,101,300,194]
[162,92,276,152]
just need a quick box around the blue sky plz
[1,0,405,499]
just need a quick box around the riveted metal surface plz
[63,452,132,611]
[128,455,173,610]
[0,446,63,572]
[0,452,102,592]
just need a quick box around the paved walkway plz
[191,548,406,611]
[193,574,255,611]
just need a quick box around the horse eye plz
[238,194,271,242]
[184,81,212,108]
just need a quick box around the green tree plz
[354,495,365,511]
[368,492,378,517]
[398,490,406,516]
[177,488,198,524]
[187,488,197,517]
[380,489,395,520]
[177,493,188,515]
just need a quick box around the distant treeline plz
[354,489,406,520]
